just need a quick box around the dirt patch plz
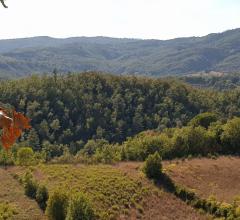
[164,156,240,203]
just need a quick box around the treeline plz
[122,113,240,161]
[0,72,240,156]
[4,112,240,165]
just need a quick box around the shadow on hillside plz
[154,173,176,193]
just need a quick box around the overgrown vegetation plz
[0,202,18,220]
[22,171,38,199]
[36,184,49,210]
[46,190,69,220]
[20,164,149,219]
[66,193,95,220]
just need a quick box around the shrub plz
[36,185,49,210]
[34,151,47,164]
[94,144,121,164]
[81,139,109,156]
[188,112,218,129]
[143,152,162,179]
[17,147,34,166]
[66,192,95,220]
[0,150,15,166]
[123,132,171,161]
[171,126,217,157]
[46,190,69,220]
[51,148,75,164]
[23,171,38,199]
[221,117,240,154]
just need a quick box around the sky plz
[0,0,240,40]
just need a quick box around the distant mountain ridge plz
[1,29,240,78]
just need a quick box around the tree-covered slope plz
[1,28,240,77]
[1,72,240,152]
[181,72,240,91]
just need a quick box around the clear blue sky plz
[0,0,240,40]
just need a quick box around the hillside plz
[1,28,240,78]
[1,72,240,153]
[165,157,240,203]
[0,168,46,219]
[180,72,240,91]
[3,157,240,219]
[2,163,208,220]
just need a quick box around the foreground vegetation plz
[11,164,149,220]
[2,155,240,219]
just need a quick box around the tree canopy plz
[1,72,240,157]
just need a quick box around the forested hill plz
[1,28,240,78]
[0,72,240,153]
[181,72,240,91]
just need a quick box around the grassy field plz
[1,162,209,220]
[4,157,239,219]
[8,164,150,220]
[116,162,208,220]
[0,168,46,220]
[164,156,240,203]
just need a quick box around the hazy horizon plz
[0,27,239,42]
[0,0,240,40]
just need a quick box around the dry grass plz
[8,164,149,220]
[116,162,209,220]
[6,162,209,220]
[3,158,230,220]
[0,167,46,220]
[164,156,240,203]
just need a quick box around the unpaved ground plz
[164,156,240,203]
[116,162,209,220]
[0,167,46,220]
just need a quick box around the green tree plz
[17,147,34,166]
[143,152,162,179]
[221,117,240,153]
[27,128,40,151]
[50,119,61,131]
[66,193,95,220]
[36,185,49,210]
[46,190,69,220]
[188,112,218,128]
[81,139,108,156]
